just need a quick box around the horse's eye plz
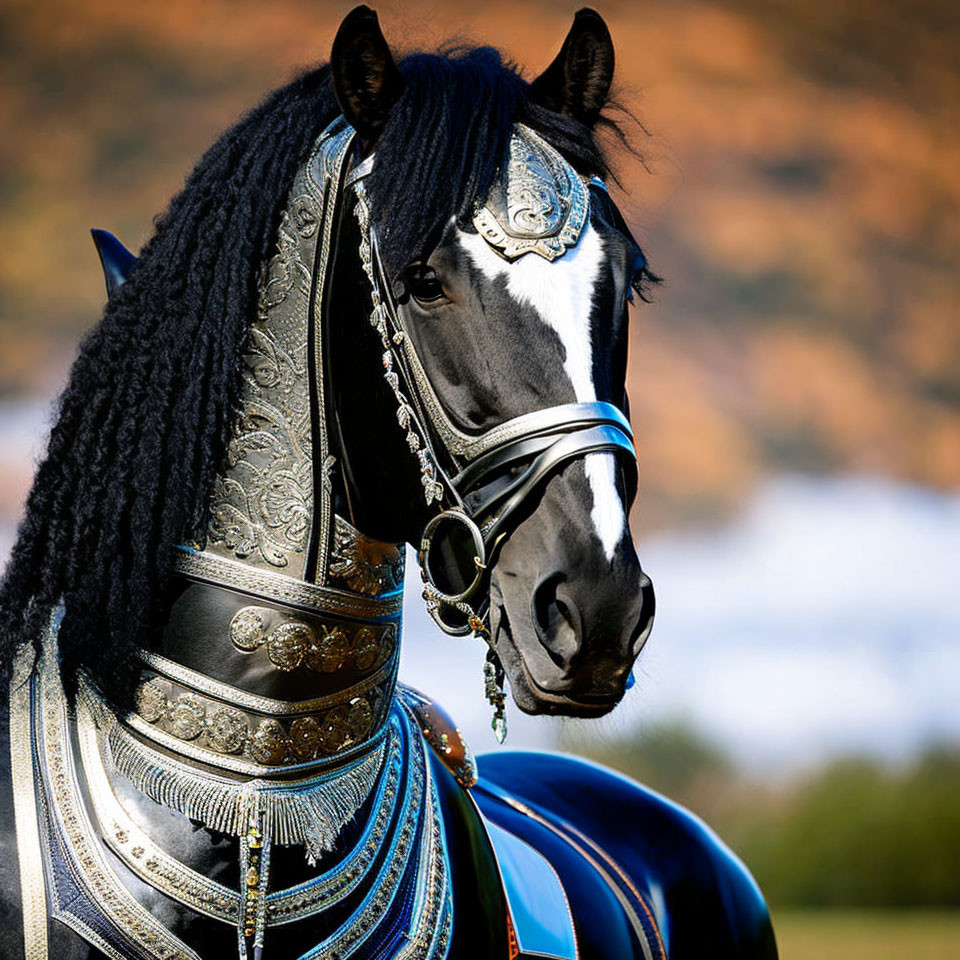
[404,264,446,303]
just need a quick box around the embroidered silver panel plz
[202,123,349,582]
[193,119,405,602]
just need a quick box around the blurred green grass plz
[773,910,960,960]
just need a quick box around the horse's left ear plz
[331,5,403,149]
[528,8,615,127]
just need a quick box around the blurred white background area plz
[400,475,960,772]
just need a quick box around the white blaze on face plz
[459,221,627,561]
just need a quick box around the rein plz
[348,127,638,737]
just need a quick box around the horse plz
[0,7,778,959]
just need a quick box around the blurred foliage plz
[565,721,960,908]
[746,749,960,908]
[0,0,958,530]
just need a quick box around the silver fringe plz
[105,713,387,863]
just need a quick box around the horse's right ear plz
[331,6,403,151]
[528,8,615,127]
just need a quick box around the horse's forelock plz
[368,47,619,280]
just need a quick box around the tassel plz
[483,650,508,744]
[105,715,386,862]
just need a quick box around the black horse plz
[0,7,777,959]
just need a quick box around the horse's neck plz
[134,120,404,727]
[118,126,418,817]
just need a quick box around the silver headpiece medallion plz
[472,123,588,262]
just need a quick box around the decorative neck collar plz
[126,640,398,778]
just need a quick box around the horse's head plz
[328,7,655,719]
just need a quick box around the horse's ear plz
[331,5,403,150]
[91,229,137,299]
[528,8,614,127]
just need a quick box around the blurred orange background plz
[1,0,957,531]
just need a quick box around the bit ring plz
[418,509,487,605]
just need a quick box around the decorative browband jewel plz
[472,123,588,261]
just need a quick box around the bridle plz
[419,400,635,621]
[347,124,638,734]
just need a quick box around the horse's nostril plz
[554,595,575,631]
[531,574,582,667]
[532,574,559,638]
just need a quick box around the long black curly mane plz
[0,46,647,709]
